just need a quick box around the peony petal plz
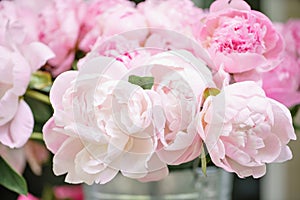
[42,117,69,153]
[210,0,251,12]
[49,71,77,110]
[138,154,169,182]
[23,42,55,72]
[53,138,84,184]
[0,100,33,148]
[269,99,297,142]
[273,146,293,163]
[0,92,18,126]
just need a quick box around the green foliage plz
[29,71,52,93]
[128,75,154,90]
[0,157,28,195]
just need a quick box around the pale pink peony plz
[14,0,86,77]
[147,51,215,165]
[79,0,148,52]
[77,35,144,69]
[0,1,54,149]
[43,50,214,184]
[195,0,284,82]
[198,81,296,178]
[43,56,168,184]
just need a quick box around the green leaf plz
[29,71,52,92]
[290,105,300,118]
[0,157,28,195]
[128,75,154,90]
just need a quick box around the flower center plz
[212,15,266,54]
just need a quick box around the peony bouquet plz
[0,0,299,198]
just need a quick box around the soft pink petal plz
[0,100,33,148]
[274,146,293,163]
[42,117,69,153]
[49,71,77,110]
[0,92,18,126]
[210,0,251,12]
[53,138,84,183]
[138,154,169,182]
[270,99,296,142]
[24,42,55,71]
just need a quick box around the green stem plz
[201,145,207,176]
[25,90,50,105]
[30,132,44,141]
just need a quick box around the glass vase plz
[83,167,233,200]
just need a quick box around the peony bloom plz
[262,52,300,107]
[43,56,168,184]
[281,19,300,57]
[139,0,206,57]
[138,0,203,35]
[53,185,84,200]
[195,0,284,82]
[198,81,296,178]
[261,20,300,107]
[147,51,215,165]
[15,0,86,77]
[79,0,148,52]
[43,50,214,184]
[17,193,39,200]
[0,1,54,149]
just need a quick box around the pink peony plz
[53,185,83,200]
[138,0,203,35]
[0,1,54,148]
[17,193,39,200]
[261,20,300,107]
[198,81,296,178]
[79,0,148,52]
[14,0,86,77]
[195,0,284,81]
[282,19,300,57]
[262,52,300,107]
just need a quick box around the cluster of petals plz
[262,20,300,107]
[194,0,284,82]
[13,0,86,77]
[43,50,214,184]
[0,1,54,149]
[0,1,53,173]
[41,0,298,183]
[197,81,296,178]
